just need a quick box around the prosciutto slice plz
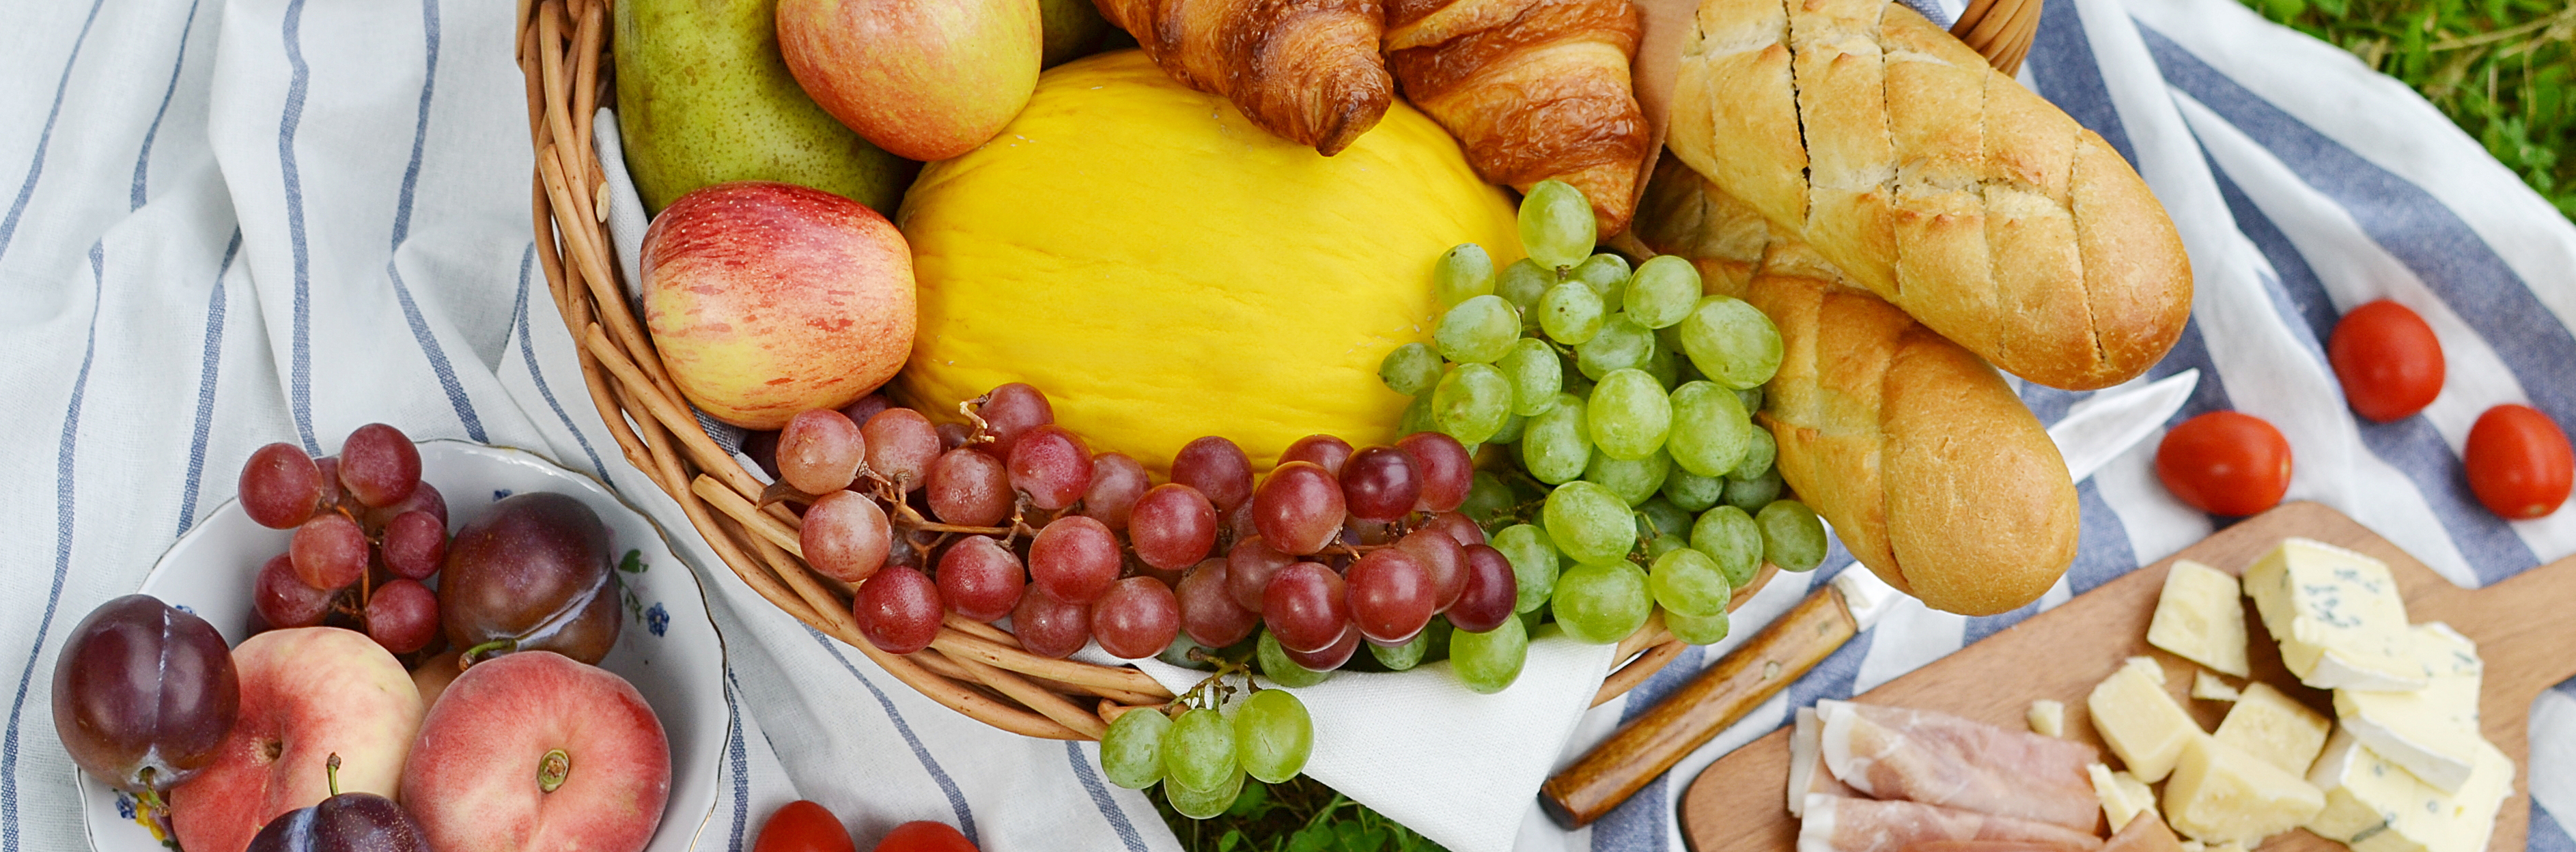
[1817,700,2101,832]
[1800,795,2103,852]
[1790,707,1861,816]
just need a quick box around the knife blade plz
[2049,369,2199,483]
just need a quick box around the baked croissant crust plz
[1384,0,1652,235]
[1094,0,1395,155]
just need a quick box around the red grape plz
[935,421,976,451]
[1425,510,1487,546]
[1261,562,1349,653]
[1397,432,1473,513]
[977,383,1054,457]
[290,513,369,590]
[840,393,893,427]
[1173,436,1254,511]
[51,595,238,794]
[337,423,421,509]
[1011,592,1090,659]
[1252,462,1347,555]
[863,408,942,492]
[1226,537,1294,613]
[1177,560,1258,648]
[240,442,326,529]
[313,456,350,513]
[1448,544,1519,633]
[1340,446,1422,522]
[358,480,447,532]
[1345,549,1435,644]
[364,578,442,654]
[936,536,1024,623]
[1130,483,1218,570]
[925,448,1011,526]
[1007,425,1093,511]
[254,553,337,629]
[1028,515,1121,604]
[1222,498,1259,545]
[1281,434,1354,477]
[779,409,865,494]
[1091,576,1180,659]
[1395,529,1468,612]
[1080,453,1150,530]
[855,567,944,655]
[382,510,447,580]
[744,430,783,481]
[1281,624,1359,671]
[803,491,893,582]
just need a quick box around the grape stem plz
[1172,650,1259,715]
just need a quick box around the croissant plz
[1384,0,1652,234]
[1093,0,1394,155]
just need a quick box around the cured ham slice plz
[1800,795,2104,852]
[2096,814,2185,852]
[1818,700,2101,832]
[1791,706,1862,816]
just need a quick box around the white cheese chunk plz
[2194,670,2242,702]
[2163,737,2326,845]
[2090,657,2202,783]
[2091,762,2160,831]
[2335,623,2484,793]
[2243,538,2424,691]
[2214,681,2332,776]
[2149,560,2253,677]
[2030,699,2066,738]
[2307,726,2514,852]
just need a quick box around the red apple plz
[400,651,670,852]
[171,627,424,852]
[776,0,1039,162]
[642,181,916,429]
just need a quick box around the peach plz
[399,651,670,852]
[171,627,423,852]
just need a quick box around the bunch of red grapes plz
[759,383,1519,675]
[237,423,449,656]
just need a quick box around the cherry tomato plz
[2155,411,2293,516]
[755,800,854,852]
[2327,300,2445,423]
[873,821,979,852]
[2464,403,2573,520]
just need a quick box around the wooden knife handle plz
[1538,583,1859,828]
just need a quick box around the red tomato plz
[756,801,855,852]
[2464,404,2573,520]
[2155,411,2294,516]
[873,821,979,852]
[2327,300,2446,422]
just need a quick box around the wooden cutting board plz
[1679,500,2576,851]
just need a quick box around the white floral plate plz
[79,440,726,852]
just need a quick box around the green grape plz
[1433,363,1513,444]
[1576,315,1655,380]
[1736,386,1764,414]
[1542,481,1635,565]
[1623,255,1703,330]
[1449,615,1529,694]
[1498,338,1564,417]
[1636,497,1692,541]
[1164,707,1238,793]
[1690,505,1763,588]
[1497,257,1555,314]
[1461,470,1515,526]
[1537,282,1607,345]
[1398,389,1437,436]
[1380,342,1442,397]
[1552,561,1652,644]
[1371,631,1430,670]
[1435,243,1496,308]
[1665,606,1732,644]
[1663,468,1726,512]
[1571,253,1633,307]
[1724,467,1782,512]
[1166,767,1245,819]
[1234,688,1313,783]
[1257,630,1333,687]
[1667,381,1753,478]
[1731,426,1776,481]
[1644,535,1689,559]
[1645,343,1681,390]
[1650,548,1733,618]
[1436,295,1521,364]
[1520,393,1593,484]
[1584,449,1670,507]
[1488,412,1527,444]
[1677,295,1784,390]
[1491,524,1560,613]
[1759,499,1828,572]
[1518,179,1595,270]
[1587,369,1672,461]
[1100,707,1171,789]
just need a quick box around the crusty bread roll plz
[1638,162,2077,616]
[1665,0,2189,391]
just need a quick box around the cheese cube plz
[2243,538,2424,691]
[2163,737,2326,844]
[2307,726,2514,852]
[2194,670,2242,702]
[2090,656,2202,782]
[2214,681,2331,776]
[2149,560,2253,677]
[2091,763,2160,831]
[2335,623,2483,793]
[2030,699,2066,737]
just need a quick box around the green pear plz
[613,0,917,215]
[1039,0,1109,68]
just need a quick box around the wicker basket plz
[513,0,1813,741]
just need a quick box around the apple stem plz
[538,749,571,793]
[326,753,342,796]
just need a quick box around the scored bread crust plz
[1668,0,2190,390]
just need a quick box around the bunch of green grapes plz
[1378,180,1831,655]
[1100,687,1313,818]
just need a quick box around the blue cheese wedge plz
[2213,681,2332,776]
[2163,737,2327,845]
[2149,560,2252,677]
[2306,726,2513,852]
[2243,538,2425,691]
[2334,623,2484,793]
[2090,657,2202,783]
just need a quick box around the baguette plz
[1638,161,2077,615]
[1666,0,2189,390]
